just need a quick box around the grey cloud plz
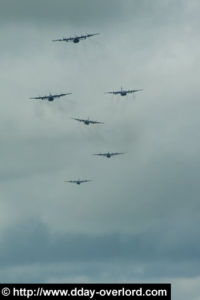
[0,0,124,27]
[0,0,189,31]
[1,218,200,271]
[0,1,200,299]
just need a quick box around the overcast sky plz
[0,0,200,299]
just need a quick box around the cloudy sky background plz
[0,0,200,299]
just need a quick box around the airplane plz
[52,33,99,44]
[29,92,72,102]
[72,117,104,126]
[105,87,142,97]
[64,179,91,185]
[93,152,124,158]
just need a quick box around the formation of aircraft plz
[30,93,72,102]
[64,179,91,185]
[105,87,142,97]
[72,117,104,125]
[93,152,124,158]
[52,33,99,44]
[28,32,143,185]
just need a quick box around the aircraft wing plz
[52,39,63,42]
[80,180,91,183]
[85,33,99,38]
[93,153,107,156]
[72,118,103,124]
[64,180,91,183]
[105,91,120,95]
[29,96,48,100]
[127,89,143,94]
[64,180,78,184]
[72,118,85,123]
[79,33,99,39]
[52,37,74,42]
[89,120,104,124]
[110,152,124,156]
[53,93,72,98]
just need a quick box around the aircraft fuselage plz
[120,91,127,96]
[48,96,54,101]
[84,120,90,125]
[106,153,111,158]
[73,38,80,43]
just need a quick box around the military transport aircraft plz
[72,117,104,126]
[93,152,124,158]
[64,179,91,185]
[52,33,99,44]
[105,87,142,97]
[30,93,72,102]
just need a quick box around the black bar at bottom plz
[0,283,171,299]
